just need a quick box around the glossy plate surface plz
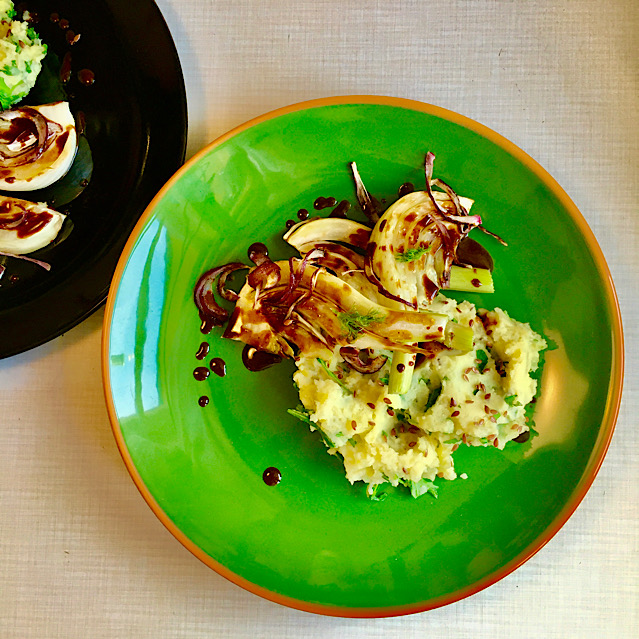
[102,97,623,617]
[0,0,186,358]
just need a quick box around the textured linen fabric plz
[1,1,637,637]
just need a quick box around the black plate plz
[0,0,187,358]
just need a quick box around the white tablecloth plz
[2,1,637,636]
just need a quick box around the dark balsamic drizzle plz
[77,68,94,85]
[329,200,351,218]
[210,357,226,377]
[262,467,282,486]
[314,196,337,210]
[60,51,72,83]
[193,366,210,381]
[242,344,282,371]
[398,182,414,198]
[513,430,531,443]
[195,342,210,360]
[247,242,269,264]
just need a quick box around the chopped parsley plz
[504,394,520,406]
[475,349,489,373]
[425,385,442,410]
[395,408,415,425]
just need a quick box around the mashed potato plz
[0,1,47,109]
[293,294,546,495]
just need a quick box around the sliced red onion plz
[247,260,281,293]
[478,225,508,246]
[0,251,51,270]
[447,213,482,226]
[194,262,248,327]
[340,346,387,373]
[350,161,381,224]
[277,248,324,306]
[423,152,446,215]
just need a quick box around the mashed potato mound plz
[293,294,546,495]
[0,1,47,109]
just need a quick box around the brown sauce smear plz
[242,344,282,371]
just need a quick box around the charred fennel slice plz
[192,153,545,500]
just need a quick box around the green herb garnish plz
[476,349,489,373]
[288,405,335,447]
[366,483,388,501]
[317,358,353,395]
[395,246,431,263]
[396,408,415,425]
[287,405,313,426]
[335,309,385,340]
[504,394,520,406]
[424,385,442,410]
[408,479,439,499]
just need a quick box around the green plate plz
[102,96,623,617]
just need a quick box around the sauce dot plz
[77,68,95,85]
[262,467,281,486]
[198,396,209,407]
[193,366,210,381]
[297,208,309,220]
[314,196,337,210]
[210,357,227,377]
[195,342,210,360]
